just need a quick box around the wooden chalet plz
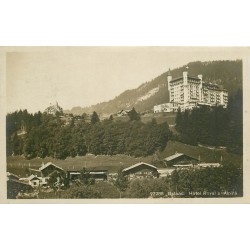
[122,162,158,180]
[164,153,199,167]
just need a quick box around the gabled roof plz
[164,153,184,162]
[164,153,198,162]
[122,162,157,172]
[27,174,40,181]
[39,162,64,172]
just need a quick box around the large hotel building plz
[154,69,228,113]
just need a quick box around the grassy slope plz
[7,154,154,177]
[7,139,242,178]
[159,141,243,167]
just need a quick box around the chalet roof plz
[27,174,40,181]
[122,162,157,172]
[164,153,198,162]
[39,162,64,172]
[164,153,184,162]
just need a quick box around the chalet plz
[116,109,130,117]
[67,170,108,181]
[122,162,158,180]
[164,153,199,167]
[89,170,108,181]
[18,162,66,188]
[67,171,81,181]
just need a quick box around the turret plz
[167,68,172,90]
[183,71,188,85]
[198,74,203,101]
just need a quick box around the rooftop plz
[122,162,157,172]
[39,162,64,172]
[164,153,184,162]
[170,75,201,83]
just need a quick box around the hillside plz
[7,140,242,177]
[65,60,242,115]
[159,141,242,167]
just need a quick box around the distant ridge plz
[65,60,242,115]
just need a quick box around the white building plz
[154,102,179,113]
[154,68,228,112]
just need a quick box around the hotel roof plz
[170,75,201,83]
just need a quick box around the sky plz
[5,47,245,113]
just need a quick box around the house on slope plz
[116,109,131,117]
[164,153,199,167]
[122,162,158,180]
[21,162,66,187]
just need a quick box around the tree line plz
[6,108,170,159]
[175,89,243,154]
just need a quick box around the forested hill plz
[66,60,242,115]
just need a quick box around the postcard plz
[0,46,249,203]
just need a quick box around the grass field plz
[7,154,154,177]
[159,140,243,167]
[7,139,242,178]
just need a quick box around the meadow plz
[7,154,154,177]
[7,139,242,178]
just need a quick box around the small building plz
[154,102,178,113]
[67,170,82,181]
[164,153,199,167]
[122,162,158,180]
[67,170,108,181]
[116,109,131,117]
[28,175,42,187]
[89,170,108,181]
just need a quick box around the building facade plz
[122,162,159,180]
[154,68,228,112]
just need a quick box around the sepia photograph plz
[1,46,248,202]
